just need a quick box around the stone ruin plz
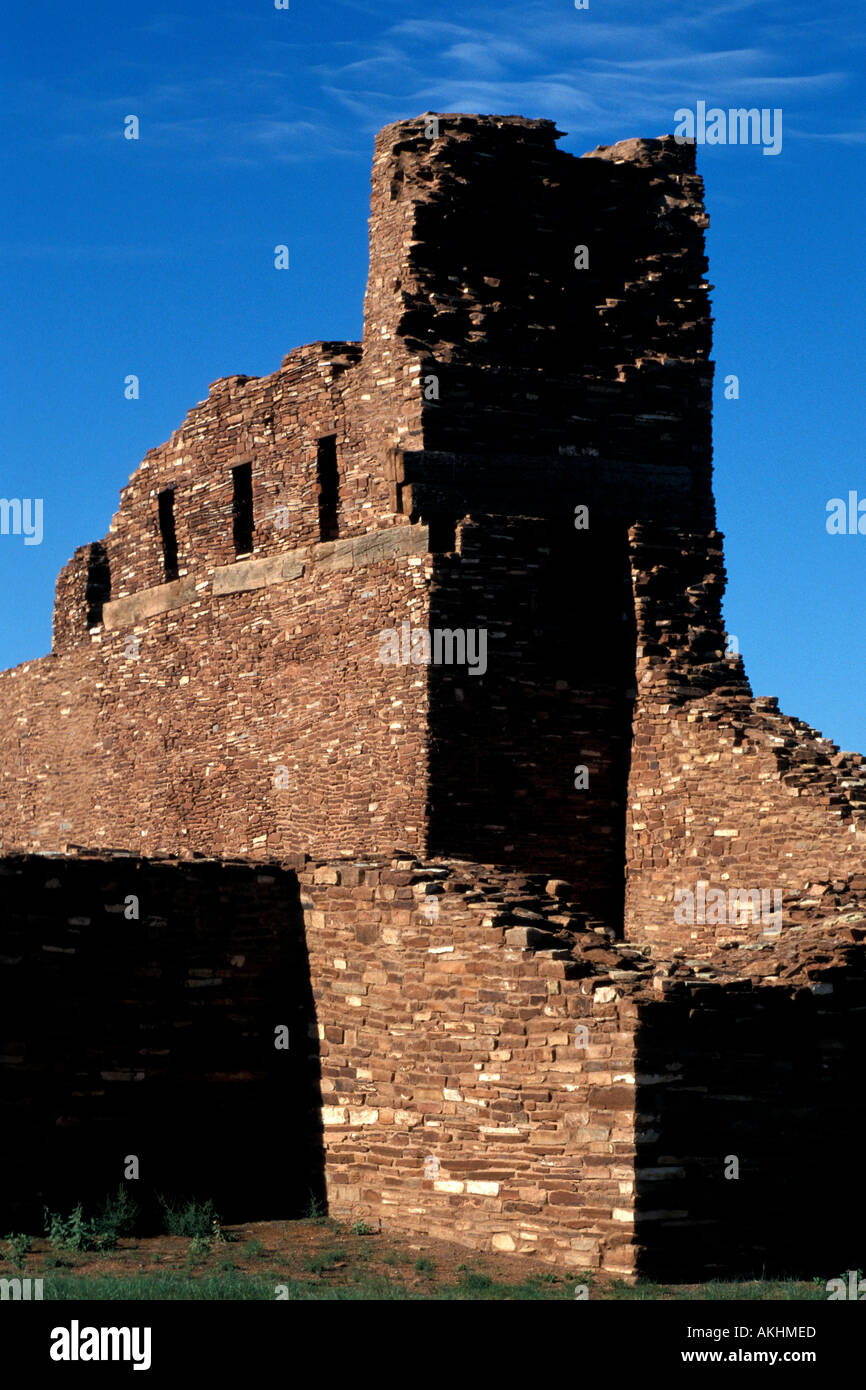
[0,113,863,1278]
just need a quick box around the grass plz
[0,1203,835,1300]
[37,1271,575,1300]
[29,1270,829,1301]
[302,1247,349,1274]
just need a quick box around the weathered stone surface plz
[212,552,305,596]
[0,112,863,1276]
[102,575,199,629]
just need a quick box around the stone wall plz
[369,117,714,501]
[0,848,645,1272]
[0,114,721,930]
[634,914,866,1279]
[1,112,864,1275]
[425,514,635,922]
[299,857,642,1273]
[0,530,434,861]
[3,848,861,1274]
[625,522,866,954]
[0,853,321,1231]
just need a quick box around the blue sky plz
[2,0,865,747]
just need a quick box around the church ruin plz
[1,114,863,1277]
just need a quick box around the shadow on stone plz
[0,855,325,1232]
[634,977,866,1281]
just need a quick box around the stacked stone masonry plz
[0,113,862,1274]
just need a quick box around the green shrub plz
[3,1232,32,1267]
[304,1193,329,1222]
[157,1195,220,1240]
[91,1186,138,1243]
[43,1187,139,1255]
[44,1204,104,1253]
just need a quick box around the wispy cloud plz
[794,128,866,144]
[0,242,186,263]
[315,0,861,147]
[8,0,862,165]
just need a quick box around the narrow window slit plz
[85,542,111,628]
[317,436,339,541]
[232,462,254,556]
[157,488,179,581]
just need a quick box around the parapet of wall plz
[85,341,391,612]
[368,116,714,515]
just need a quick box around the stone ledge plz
[102,525,430,628]
[102,576,198,630]
[213,552,305,596]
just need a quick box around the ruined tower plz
[0,114,724,929]
[1,115,864,1277]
